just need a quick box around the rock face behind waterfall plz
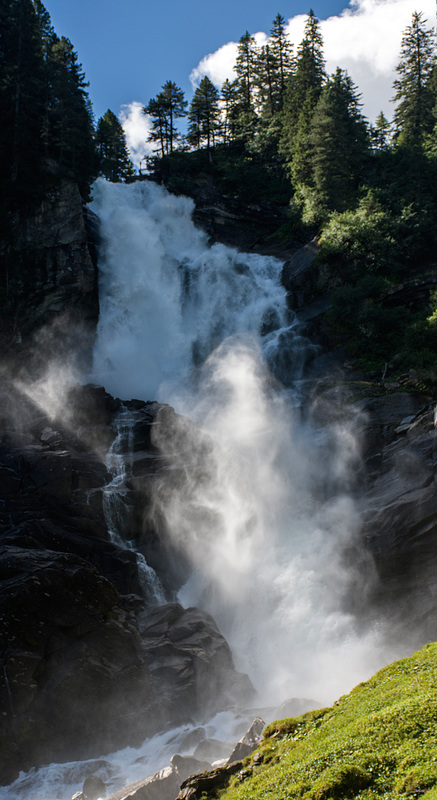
[0,383,252,785]
[0,178,99,370]
[312,380,437,644]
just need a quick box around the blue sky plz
[44,0,349,119]
[43,0,436,166]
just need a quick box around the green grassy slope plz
[216,643,437,800]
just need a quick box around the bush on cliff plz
[213,643,437,800]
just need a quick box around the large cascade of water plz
[90,177,385,706]
[2,178,390,800]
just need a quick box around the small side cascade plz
[104,405,166,605]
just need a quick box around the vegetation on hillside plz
[144,10,437,377]
[201,643,437,800]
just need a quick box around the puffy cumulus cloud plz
[322,0,436,120]
[190,42,238,88]
[119,101,155,170]
[189,0,436,122]
[189,31,268,89]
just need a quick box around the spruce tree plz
[280,9,325,184]
[96,110,134,181]
[253,44,279,117]
[233,31,258,138]
[269,13,294,107]
[392,11,437,145]
[45,34,96,194]
[187,76,221,152]
[370,111,392,150]
[309,68,369,211]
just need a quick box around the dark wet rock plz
[0,383,253,785]
[140,604,254,720]
[360,402,437,640]
[76,774,107,800]
[281,236,319,309]
[1,179,99,371]
[357,392,428,456]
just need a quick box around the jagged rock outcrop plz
[0,178,99,370]
[0,382,252,785]
[226,717,265,764]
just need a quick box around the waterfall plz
[90,177,385,707]
[103,404,166,605]
[2,177,392,800]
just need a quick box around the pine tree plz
[392,11,437,144]
[144,97,168,158]
[96,109,134,181]
[144,81,187,155]
[280,9,325,183]
[187,76,221,152]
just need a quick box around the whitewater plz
[2,178,392,800]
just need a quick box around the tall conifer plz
[144,81,186,155]
[187,76,221,152]
[392,11,437,144]
[309,68,368,210]
[96,110,134,181]
[280,9,325,183]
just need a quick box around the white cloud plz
[322,0,436,120]
[190,41,238,88]
[189,31,268,89]
[119,101,155,170]
[189,0,436,122]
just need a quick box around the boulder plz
[193,739,233,763]
[105,755,211,800]
[176,761,243,800]
[141,604,254,720]
[226,717,265,764]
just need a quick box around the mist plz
[90,178,393,707]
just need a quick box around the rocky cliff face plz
[0,382,252,785]
[311,378,437,643]
[0,178,99,373]
[1,176,437,796]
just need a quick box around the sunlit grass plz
[215,643,437,800]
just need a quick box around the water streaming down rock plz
[90,177,387,709]
[103,404,166,604]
